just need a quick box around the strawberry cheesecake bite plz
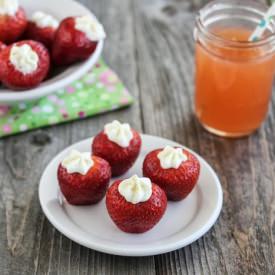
[92,120,142,176]
[0,40,50,90]
[0,0,27,43]
[25,11,59,49]
[52,15,106,66]
[143,146,200,201]
[57,149,111,205]
[106,175,167,233]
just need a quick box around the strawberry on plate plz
[106,175,167,233]
[25,11,59,49]
[52,15,106,66]
[0,40,50,90]
[143,146,200,201]
[58,149,111,205]
[92,120,142,177]
[0,0,27,43]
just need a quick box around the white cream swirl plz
[31,11,59,29]
[118,175,152,204]
[104,120,133,148]
[61,149,94,175]
[75,15,106,41]
[0,0,18,16]
[157,146,187,169]
[10,44,39,75]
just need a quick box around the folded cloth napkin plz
[0,59,133,138]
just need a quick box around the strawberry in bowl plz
[52,15,106,66]
[92,120,142,177]
[57,149,111,205]
[143,146,200,201]
[0,0,27,43]
[106,175,167,233]
[25,11,59,49]
[0,40,50,90]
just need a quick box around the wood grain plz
[0,0,274,274]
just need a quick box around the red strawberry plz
[25,12,59,50]
[0,7,27,43]
[52,16,105,66]
[92,122,142,176]
[58,153,111,205]
[106,178,167,233]
[0,41,6,52]
[25,22,55,49]
[143,147,200,201]
[0,40,50,90]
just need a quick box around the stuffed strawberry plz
[58,149,111,205]
[0,0,27,43]
[25,11,59,49]
[0,40,50,90]
[143,146,200,201]
[92,120,142,177]
[106,175,167,233]
[52,15,106,66]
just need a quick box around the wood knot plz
[162,5,177,17]
[31,131,52,146]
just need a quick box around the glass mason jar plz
[194,0,275,137]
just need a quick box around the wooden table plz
[1,0,274,274]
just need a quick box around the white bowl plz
[0,0,104,104]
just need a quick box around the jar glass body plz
[194,0,275,137]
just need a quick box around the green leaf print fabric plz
[0,59,133,138]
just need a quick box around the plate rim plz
[0,0,103,104]
[39,134,223,256]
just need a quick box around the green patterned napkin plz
[0,59,133,138]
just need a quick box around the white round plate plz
[39,135,223,256]
[0,0,103,104]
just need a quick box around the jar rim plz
[196,0,275,49]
